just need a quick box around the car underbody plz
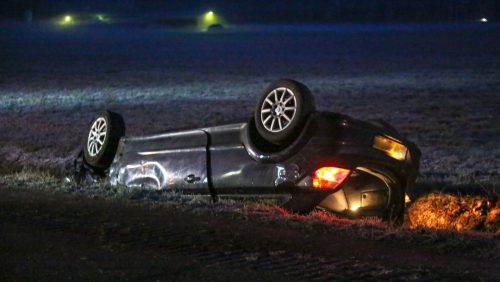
[79,80,420,221]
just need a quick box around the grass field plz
[0,22,499,230]
[0,21,499,280]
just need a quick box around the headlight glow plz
[58,14,74,26]
[206,11,215,21]
[198,10,225,31]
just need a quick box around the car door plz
[109,129,209,192]
[206,123,283,194]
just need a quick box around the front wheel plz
[83,110,125,173]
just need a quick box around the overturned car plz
[80,79,420,222]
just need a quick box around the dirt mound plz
[407,193,500,233]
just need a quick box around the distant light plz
[350,204,360,212]
[205,11,215,22]
[198,10,224,31]
[58,14,74,26]
[480,17,488,23]
[95,14,111,23]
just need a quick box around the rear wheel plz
[83,110,125,173]
[255,79,315,145]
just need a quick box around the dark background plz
[1,0,499,22]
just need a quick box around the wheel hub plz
[274,104,283,116]
[87,117,107,157]
[260,87,297,133]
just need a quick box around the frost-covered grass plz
[0,22,499,189]
[0,71,496,110]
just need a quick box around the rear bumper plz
[318,167,396,217]
[282,166,395,217]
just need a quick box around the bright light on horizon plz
[198,10,224,31]
[205,11,215,21]
[58,14,74,26]
[480,17,488,23]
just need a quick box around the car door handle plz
[184,174,201,184]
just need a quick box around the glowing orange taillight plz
[312,167,351,190]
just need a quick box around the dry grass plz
[1,171,499,259]
[407,193,500,233]
[2,170,499,235]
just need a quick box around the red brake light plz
[312,167,350,190]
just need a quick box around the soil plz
[1,187,498,281]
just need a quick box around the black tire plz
[255,79,315,145]
[83,110,125,172]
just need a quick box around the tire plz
[255,79,315,145]
[83,110,125,172]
